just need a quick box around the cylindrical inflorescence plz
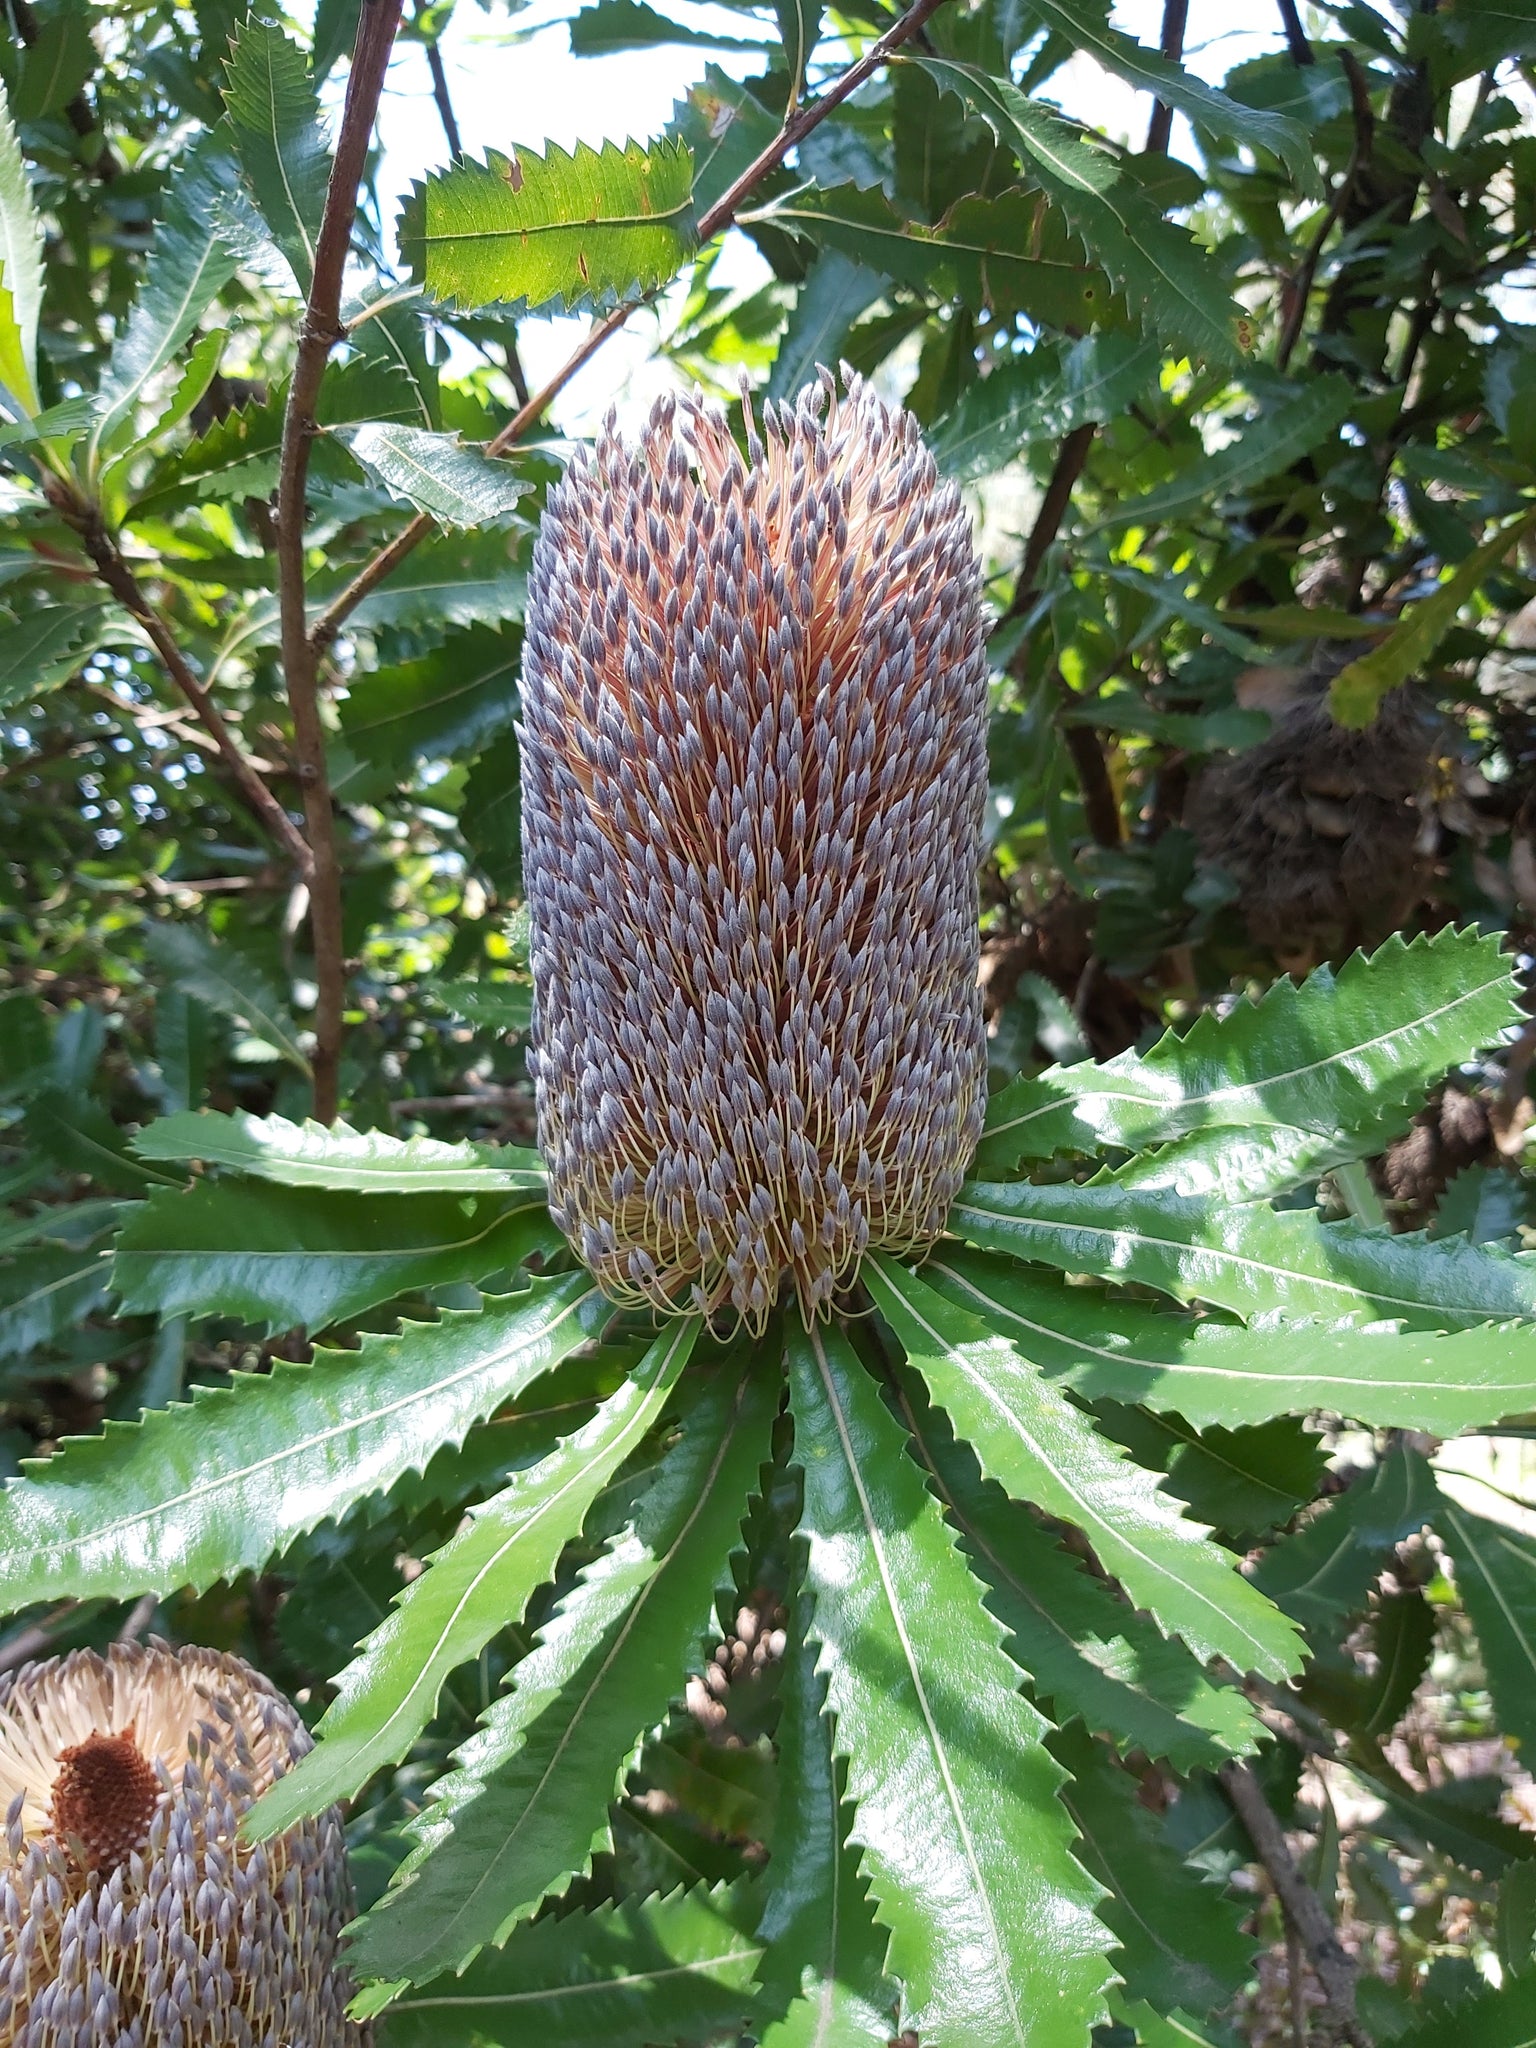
[520,369,989,1330]
[0,1640,368,2048]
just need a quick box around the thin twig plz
[1144,0,1188,154]
[1002,422,1097,636]
[309,0,953,652]
[1275,0,1315,66]
[47,488,312,870]
[1219,1761,1370,2047]
[115,1593,159,1643]
[277,0,406,1123]
[0,1604,77,1676]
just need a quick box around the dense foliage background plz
[2,0,1536,2040]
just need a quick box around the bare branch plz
[1144,0,1188,155]
[276,0,406,1123]
[1275,0,1315,67]
[309,0,952,652]
[1219,1760,1371,2048]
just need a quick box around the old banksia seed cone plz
[521,371,990,1330]
[0,1641,366,2047]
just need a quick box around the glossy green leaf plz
[787,1319,1112,2048]
[929,333,1159,482]
[460,731,523,895]
[755,1567,895,2046]
[868,1257,1301,1678]
[1051,1723,1255,2017]
[772,184,1110,332]
[87,140,243,471]
[1330,507,1536,727]
[253,1317,700,1834]
[141,922,309,1075]
[349,1357,776,1986]
[331,623,521,799]
[1253,1448,1438,1629]
[0,1245,111,1362]
[951,1179,1536,1329]
[25,1086,178,1194]
[222,17,331,289]
[980,926,1515,1178]
[428,980,532,1036]
[401,138,695,315]
[1359,1589,1436,1741]
[925,1247,1536,1433]
[0,604,114,710]
[324,526,528,633]
[14,5,94,122]
[133,1110,543,1192]
[666,66,780,216]
[112,1180,557,1331]
[569,0,765,53]
[369,1881,764,2044]
[1438,1502,1536,1756]
[1108,1994,1240,2047]
[894,1372,1260,1773]
[0,75,43,413]
[0,1273,608,1604]
[333,423,532,528]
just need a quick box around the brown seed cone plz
[0,1640,368,2047]
[520,371,989,1329]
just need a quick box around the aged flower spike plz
[0,1641,367,2047]
[521,370,989,1330]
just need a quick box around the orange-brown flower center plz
[49,1729,159,1869]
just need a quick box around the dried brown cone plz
[520,370,989,1330]
[0,1640,368,2047]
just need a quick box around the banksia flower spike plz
[0,1641,367,2047]
[521,369,989,1331]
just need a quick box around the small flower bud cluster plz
[520,369,989,1329]
[0,1642,367,2047]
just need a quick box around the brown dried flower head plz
[521,370,989,1329]
[0,1640,367,2047]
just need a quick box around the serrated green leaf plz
[666,66,781,216]
[1252,1447,1437,1628]
[321,526,529,633]
[133,1109,543,1192]
[868,1257,1302,1678]
[766,250,885,404]
[1438,1502,1536,1756]
[0,1273,608,1606]
[141,921,309,1074]
[333,423,532,527]
[349,1356,776,1985]
[0,604,115,709]
[787,1319,1113,2048]
[772,184,1110,331]
[87,140,244,472]
[912,58,1119,196]
[460,731,523,895]
[1359,1589,1436,1741]
[369,1881,764,2044]
[755,1564,894,2046]
[929,333,1158,481]
[977,932,1517,1176]
[0,1246,111,1363]
[1045,171,1242,363]
[14,4,94,121]
[1432,1164,1533,1246]
[0,394,93,454]
[25,1085,178,1194]
[253,1317,701,1834]
[428,980,532,1035]
[950,1179,1536,1329]
[332,623,521,800]
[1498,1862,1536,1981]
[113,1180,557,1331]
[1108,1994,1241,2047]
[1051,1722,1256,2017]
[894,1371,1260,1774]
[925,1246,1536,1433]
[776,0,819,99]
[1387,1968,1536,2046]
[1022,0,1317,190]
[0,75,43,413]
[1099,374,1354,528]
[222,17,331,289]
[402,138,695,315]
[1330,507,1536,727]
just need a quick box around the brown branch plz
[47,486,312,870]
[1144,0,1188,154]
[1275,0,1315,65]
[1062,715,1123,848]
[309,0,953,653]
[423,34,462,157]
[1219,1761,1371,2047]
[277,0,406,1124]
[1002,422,1097,638]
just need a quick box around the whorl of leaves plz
[520,372,989,1329]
